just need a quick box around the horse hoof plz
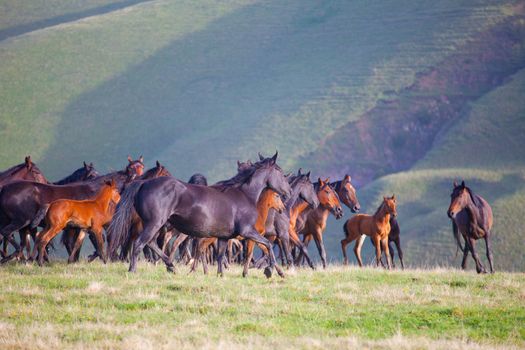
[166,265,175,273]
[264,267,273,279]
[242,271,248,278]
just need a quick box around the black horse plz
[108,152,292,278]
[0,157,144,262]
[447,181,494,273]
[53,162,99,185]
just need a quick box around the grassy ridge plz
[0,262,523,349]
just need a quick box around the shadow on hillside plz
[0,0,153,42]
[41,1,469,179]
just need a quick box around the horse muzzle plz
[351,204,360,213]
[333,206,344,219]
[447,210,456,219]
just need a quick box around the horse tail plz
[107,181,143,258]
[30,204,49,229]
[452,221,464,258]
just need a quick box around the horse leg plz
[341,237,351,265]
[388,240,395,268]
[289,229,315,270]
[0,221,29,263]
[216,238,229,277]
[295,234,312,266]
[33,227,62,266]
[68,230,86,263]
[168,233,188,263]
[242,240,256,278]
[312,229,327,268]
[240,229,283,278]
[381,238,392,269]
[394,237,404,270]
[129,222,166,273]
[484,233,494,273]
[372,236,382,268]
[354,234,366,267]
[466,237,485,273]
[461,238,469,269]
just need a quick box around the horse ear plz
[318,177,323,185]
[306,171,311,179]
[237,160,241,168]
[156,160,161,168]
[111,179,116,187]
[453,180,458,188]
[258,152,264,160]
[271,151,278,163]
[325,178,330,184]
[105,180,112,186]
[461,181,465,188]
[392,194,396,200]
[383,196,387,201]
[83,161,88,168]
[25,156,32,167]
[297,168,302,176]
[139,155,144,163]
[344,174,351,182]
[127,155,133,163]
[248,160,253,166]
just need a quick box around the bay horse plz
[108,152,292,278]
[447,181,494,273]
[294,177,344,268]
[341,195,397,268]
[0,156,144,262]
[30,180,121,265]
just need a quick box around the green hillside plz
[331,69,525,272]
[0,1,524,270]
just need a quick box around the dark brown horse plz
[108,152,292,278]
[0,156,144,262]
[447,181,494,273]
[0,156,48,186]
[0,156,49,258]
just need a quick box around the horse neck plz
[239,170,268,205]
[93,187,114,213]
[255,198,272,234]
[290,201,309,226]
[464,194,481,228]
[373,203,390,226]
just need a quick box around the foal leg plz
[485,233,494,273]
[216,238,228,277]
[381,238,392,269]
[168,233,189,263]
[388,240,395,268]
[68,230,86,263]
[373,236,382,268]
[354,234,366,267]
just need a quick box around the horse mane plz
[330,180,342,192]
[0,163,27,181]
[212,158,276,191]
[54,167,88,185]
[374,201,385,216]
[465,186,483,209]
[188,173,207,186]
[140,165,171,180]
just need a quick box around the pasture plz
[0,262,523,349]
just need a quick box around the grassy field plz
[0,262,523,349]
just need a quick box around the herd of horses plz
[0,153,495,278]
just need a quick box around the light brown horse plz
[294,178,343,268]
[447,181,494,273]
[30,180,121,265]
[341,195,397,268]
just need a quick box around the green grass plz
[0,262,523,349]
